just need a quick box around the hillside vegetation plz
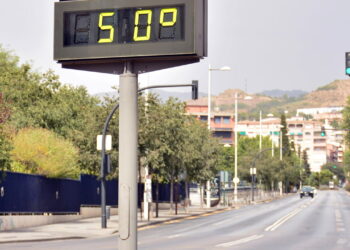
[187,80,350,118]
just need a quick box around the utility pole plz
[143,77,151,221]
[279,127,283,196]
[207,64,212,209]
[271,131,274,157]
[234,92,238,203]
[118,62,138,250]
[259,111,262,152]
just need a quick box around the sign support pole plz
[118,62,138,250]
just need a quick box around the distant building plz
[186,104,345,173]
[296,107,343,116]
[185,104,234,144]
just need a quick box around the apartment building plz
[185,104,234,144]
[186,103,344,172]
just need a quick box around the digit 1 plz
[98,12,115,43]
[160,8,177,27]
[133,10,152,41]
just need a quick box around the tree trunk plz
[185,180,189,213]
[199,182,204,209]
[170,177,174,214]
[175,181,178,215]
[156,181,159,218]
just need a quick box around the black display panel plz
[54,0,207,74]
[64,6,184,46]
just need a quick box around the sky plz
[1,0,350,96]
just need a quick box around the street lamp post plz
[259,111,262,152]
[207,64,231,208]
[233,92,238,203]
[232,93,253,203]
[278,125,284,196]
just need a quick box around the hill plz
[95,79,350,118]
[259,89,307,98]
[187,79,350,118]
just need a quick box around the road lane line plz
[265,197,316,232]
[212,215,237,226]
[216,234,264,248]
[265,208,302,232]
[167,234,182,239]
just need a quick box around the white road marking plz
[213,220,228,226]
[337,238,347,245]
[265,208,302,232]
[335,209,346,232]
[213,216,237,226]
[167,234,182,239]
[265,197,316,232]
[216,234,264,248]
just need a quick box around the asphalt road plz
[2,190,350,250]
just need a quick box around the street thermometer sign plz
[54,1,207,248]
[54,0,207,73]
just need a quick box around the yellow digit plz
[160,8,177,26]
[134,10,152,41]
[98,12,115,43]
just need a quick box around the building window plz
[213,131,231,138]
[214,117,221,124]
[200,116,208,121]
[223,116,230,124]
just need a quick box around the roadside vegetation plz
[0,45,314,194]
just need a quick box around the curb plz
[0,236,85,245]
[113,207,233,234]
[0,208,232,244]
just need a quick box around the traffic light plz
[321,126,326,137]
[346,52,350,76]
[192,80,198,100]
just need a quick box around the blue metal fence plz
[0,172,187,213]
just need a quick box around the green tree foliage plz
[217,133,301,191]
[0,46,103,175]
[321,163,345,183]
[217,146,234,172]
[342,97,350,181]
[280,114,291,157]
[0,93,12,172]
[319,169,334,185]
[302,149,311,178]
[138,94,221,184]
[11,128,79,179]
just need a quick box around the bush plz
[11,128,79,179]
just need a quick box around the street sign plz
[250,168,256,175]
[96,135,112,151]
[233,177,240,184]
[54,0,208,73]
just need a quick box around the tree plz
[0,93,12,173]
[322,163,345,183]
[0,46,104,175]
[280,114,290,157]
[302,149,311,178]
[11,128,79,179]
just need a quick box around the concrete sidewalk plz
[0,206,231,244]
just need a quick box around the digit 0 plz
[134,10,152,41]
[98,12,115,43]
[160,8,177,27]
